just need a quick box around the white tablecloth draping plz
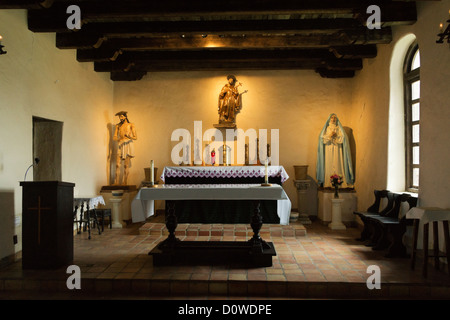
[406,207,450,224]
[160,166,290,183]
[131,184,292,225]
[74,196,105,209]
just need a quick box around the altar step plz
[138,223,307,238]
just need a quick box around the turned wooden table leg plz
[249,200,270,253]
[433,221,440,270]
[158,200,180,250]
[411,219,419,270]
[423,223,429,278]
[443,221,450,276]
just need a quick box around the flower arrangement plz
[330,174,343,187]
[330,174,343,198]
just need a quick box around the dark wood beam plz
[330,45,377,58]
[354,1,417,26]
[57,29,392,50]
[316,68,355,78]
[110,70,147,81]
[25,1,417,20]
[78,48,337,63]
[28,17,363,34]
[97,60,324,72]
[93,53,362,73]
[76,46,123,62]
[325,58,363,70]
[26,0,417,27]
[0,0,53,9]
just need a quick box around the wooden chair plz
[367,194,417,258]
[354,190,393,242]
[73,206,102,239]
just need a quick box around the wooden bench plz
[353,190,394,242]
[366,193,418,258]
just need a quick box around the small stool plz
[408,207,450,277]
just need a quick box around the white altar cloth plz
[74,195,105,209]
[131,184,292,225]
[161,166,290,183]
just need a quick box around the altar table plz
[140,165,291,225]
[131,182,291,225]
[133,184,289,266]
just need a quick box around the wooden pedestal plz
[149,241,276,267]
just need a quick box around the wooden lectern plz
[20,181,75,269]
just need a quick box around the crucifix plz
[28,196,52,245]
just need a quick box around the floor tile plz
[2,215,450,300]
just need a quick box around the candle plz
[265,159,269,184]
[150,160,154,184]
[440,23,444,33]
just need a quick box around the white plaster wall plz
[349,40,403,213]
[349,1,450,251]
[113,71,354,210]
[413,0,450,209]
[350,0,450,211]
[0,10,114,258]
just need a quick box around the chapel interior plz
[0,0,450,301]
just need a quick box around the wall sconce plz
[436,11,450,44]
[0,35,7,55]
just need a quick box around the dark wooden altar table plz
[132,184,289,266]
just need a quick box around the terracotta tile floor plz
[1,214,449,300]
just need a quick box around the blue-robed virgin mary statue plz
[316,113,354,188]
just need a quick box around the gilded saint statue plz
[113,111,137,185]
[216,75,247,128]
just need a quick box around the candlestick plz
[150,160,154,184]
[261,159,271,186]
[265,159,268,184]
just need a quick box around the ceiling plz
[0,0,419,81]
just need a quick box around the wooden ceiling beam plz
[24,1,416,19]
[0,0,53,9]
[330,45,377,59]
[97,60,324,73]
[316,68,355,78]
[26,1,417,25]
[78,48,337,63]
[93,55,362,73]
[110,70,147,81]
[56,29,392,50]
[9,0,417,80]
[28,17,363,34]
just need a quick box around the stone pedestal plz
[100,185,137,223]
[318,189,357,225]
[110,197,125,229]
[293,179,312,224]
[329,198,346,230]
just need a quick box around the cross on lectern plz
[28,196,52,245]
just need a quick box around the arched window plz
[404,42,420,192]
